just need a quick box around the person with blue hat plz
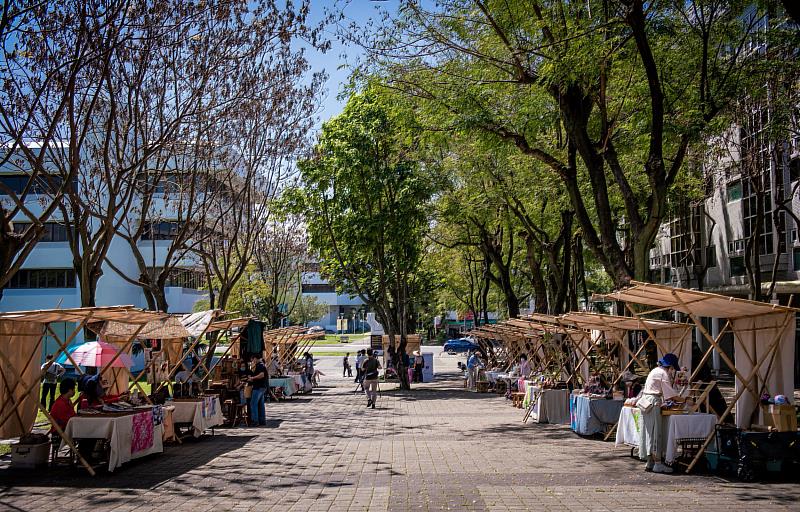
[638,352,684,474]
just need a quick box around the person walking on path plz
[343,353,353,378]
[361,349,382,409]
[41,354,65,410]
[247,354,268,426]
[355,350,365,383]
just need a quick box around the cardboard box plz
[761,404,797,432]
[11,441,50,469]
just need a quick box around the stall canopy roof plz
[0,306,167,325]
[100,314,191,339]
[599,281,800,319]
[560,311,689,332]
[206,317,252,333]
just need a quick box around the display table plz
[525,386,570,424]
[269,377,298,397]
[615,406,717,464]
[63,409,164,472]
[169,396,224,437]
[287,373,307,392]
[570,394,624,435]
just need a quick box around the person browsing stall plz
[361,349,382,409]
[247,354,268,426]
[638,353,684,474]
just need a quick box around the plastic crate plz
[11,441,50,469]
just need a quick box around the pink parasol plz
[67,340,133,368]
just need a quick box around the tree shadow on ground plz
[0,434,254,490]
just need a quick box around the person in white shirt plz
[638,353,683,474]
[355,350,366,383]
[41,354,65,410]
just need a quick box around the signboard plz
[370,335,383,350]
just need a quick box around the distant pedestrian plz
[41,354,65,410]
[304,352,315,387]
[361,349,382,409]
[355,350,366,383]
[413,350,424,383]
[343,353,353,378]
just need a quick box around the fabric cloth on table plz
[570,394,624,435]
[615,408,717,464]
[615,406,642,447]
[63,413,164,471]
[529,388,570,424]
[663,413,717,464]
[171,397,224,437]
[269,377,298,397]
[161,406,176,442]
[131,410,154,453]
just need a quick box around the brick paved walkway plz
[2,363,799,511]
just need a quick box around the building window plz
[301,283,336,293]
[662,267,671,283]
[6,268,76,289]
[12,222,70,242]
[726,181,742,202]
[730,256,746,277]
[728,239,745,254]
[792,229,798,245]
[742,183,773,255]
[794,248,800,272]
[705,245,717,268]
[148,267,205,289]
[0,174,74,195]
[141,221,182,240]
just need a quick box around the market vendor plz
[76,375,125,409]
[50,378,77,433]
[518,354,531,379]
[638,353,683,474]
[236,358,252,405]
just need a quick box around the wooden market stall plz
[601,281,798,472]
[0,306,169,475]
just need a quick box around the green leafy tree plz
[290,86,435,390]
[289,295,330,326]
[350,0,770,287]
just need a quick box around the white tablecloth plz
[526,387,570,424]
[170,397,224,437]
[615,407,717,464]
[63,413,164,472]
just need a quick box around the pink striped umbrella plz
[67,340,133,368]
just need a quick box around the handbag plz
[636,393,658,413]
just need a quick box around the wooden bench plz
[511,392,525,408]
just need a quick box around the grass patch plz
[307,351,351,357]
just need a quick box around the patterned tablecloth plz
[570,394,624,435]
[170,397,224,437]
[525,386,570,424]
[268,377,298,397]
[615,406,717,464]
[63,409,164,472]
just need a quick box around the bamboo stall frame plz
[0,306,168,475]
[600,281,799,472]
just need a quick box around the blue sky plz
[304,0,400,129]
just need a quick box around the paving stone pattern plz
[1,359,799,511]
